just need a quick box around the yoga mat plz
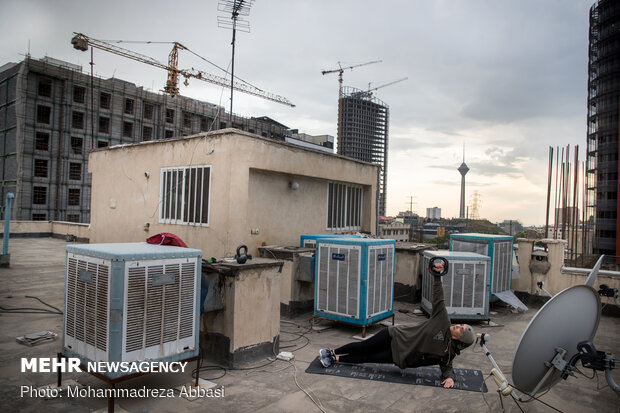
[305,357,488,392]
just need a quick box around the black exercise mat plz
[305,357,487,392]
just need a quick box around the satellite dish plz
[585,255,604,287]
[512,285,601,395]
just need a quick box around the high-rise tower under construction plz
[337,86,389,217]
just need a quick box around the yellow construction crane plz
[321,60,381,140]
[71,33,295,107]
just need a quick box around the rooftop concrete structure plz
[1,237,619,412]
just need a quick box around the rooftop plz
[1,237,618,412]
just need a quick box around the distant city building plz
[586,0,620,256]
[286,130,334,153]
[379,222,410,242]
[396,211,419,227]
[0,56,295,222]
[338,86,389,217]
[426,207,441,220]
[498,220,524,236]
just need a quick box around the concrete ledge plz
[394,282,420,303]
[200,332,279,368]
[280,300,314,317]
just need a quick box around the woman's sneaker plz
[319,349,335,368]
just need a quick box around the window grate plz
[326,182,363,230]
[160,166,211,225]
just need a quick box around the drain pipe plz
[1,192,15,267]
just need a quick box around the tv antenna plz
[477,255,618,411]
[218,0,254,124]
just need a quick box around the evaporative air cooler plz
[314,238,395,329]
[62,243,202,379]
[300,233,361,249]
[449,233,514,297]
[421,250,491,321]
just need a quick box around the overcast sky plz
[0,0,595,226]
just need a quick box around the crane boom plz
[361,77,408,98]
[71,33,295,107]
[321,60,382,76]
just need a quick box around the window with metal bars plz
[143,126,153,141]
[33,186,47,204]
[36,105,51,124]
[68,188,80,206]
[183,112,192,128]
[38,78,52,97]
[66,214,80,222]
[34,159,48,177]
[100,92,111,109]
[73,86,85,104]
[72,111,84,129]
[326,182,363,230]
[166,109,175,124]
[99,116,110,134]
[32,213,47,221]
[159,166,211,225]
[71,136,83,154]
[144,102,154,120]
[123,121,133,138]
[124,98,134,114]
[35,132,49,151]
[69,163,82,180]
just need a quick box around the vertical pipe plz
[553,147,561,239]
[2,192,15,255]
[572,146,579,264]
[545,146,553,239]
[582,160,587,266]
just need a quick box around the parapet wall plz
[1,220,90,242]
[514,238,619,310]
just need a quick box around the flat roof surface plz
[1,237,618,412]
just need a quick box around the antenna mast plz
[218,0,253,125]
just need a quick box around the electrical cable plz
[510,393,526,413]
[0,296,63,315]
[289,359,328,413]
[507,382,564,413]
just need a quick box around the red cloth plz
[146,233,188,248]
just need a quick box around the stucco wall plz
[88,130,378,258]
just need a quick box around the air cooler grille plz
[66,257,109,352]
[125,261,195,353]
[493,241,512,293]
[367,246,394,317]
[317,245,360,318]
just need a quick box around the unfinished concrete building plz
[337,86,389,217]
[0,56,291,223]
[586,0,620,256]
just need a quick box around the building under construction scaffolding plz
[0,56,291,222]
[338,86,389,217]
[586,0,620,257]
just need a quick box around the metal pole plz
[2,192,15,258]
[90,47,95,149]
[545,147,553,239]
[229,14,237,126]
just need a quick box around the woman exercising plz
[319,259,475,389]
